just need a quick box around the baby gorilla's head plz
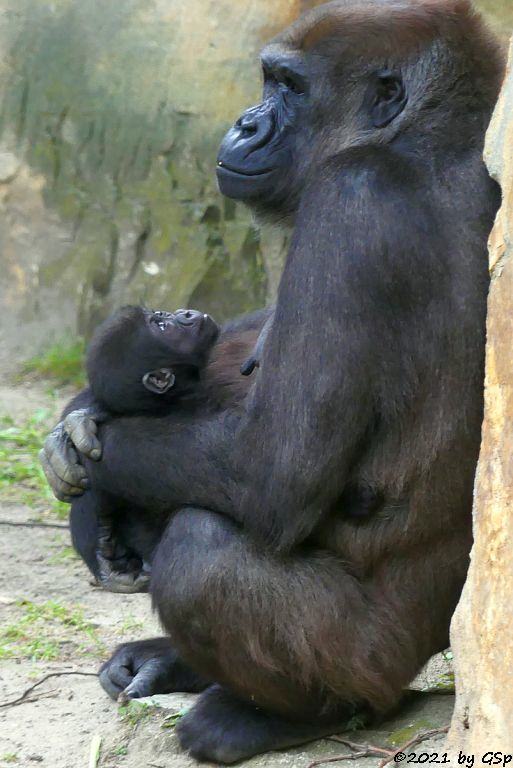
[86,305,220,415]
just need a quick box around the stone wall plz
[448,38,513,750]
[0,0,323,362]
[0,0,509,367]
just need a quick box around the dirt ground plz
[0,378,455,768]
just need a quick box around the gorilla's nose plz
[174,309,203,327]
[218,104,275,171]
[234,105,274,154]
[237,112,258,135]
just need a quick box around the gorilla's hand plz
[99,638,209,701]
[39,408,102,501]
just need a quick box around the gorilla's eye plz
[283,75,304,95]
[263,66,278,86]
[262,65,304,95]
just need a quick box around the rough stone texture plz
[99,689,454,768]
[448,39,513,751]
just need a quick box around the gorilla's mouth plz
[216,161,273,177]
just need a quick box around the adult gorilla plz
[40,0,504,762]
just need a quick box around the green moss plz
[386,720,433,746]
[19,337,86,388]
[118,701,158,727]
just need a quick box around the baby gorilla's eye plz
[157,320,166,331]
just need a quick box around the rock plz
[0,1,508,363]
[101,689,454,768]
[448,38,513,751]
[0,151,19,183]
[0,0,317,357]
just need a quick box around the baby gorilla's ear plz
[142,368,176,394]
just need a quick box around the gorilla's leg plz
[69,493,100,580]
[69,492,150,593]
[146,508,432,763]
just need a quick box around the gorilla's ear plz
[142,368,176,394]
[370,69,407,129]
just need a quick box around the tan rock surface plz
[448,38,513,750]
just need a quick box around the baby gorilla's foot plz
[95,553,151,593]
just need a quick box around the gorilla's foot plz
[95,567,151,593]
[95,553,151,593]
[177,684,352,764]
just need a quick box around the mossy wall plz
[0,0,510,359]
[0,0,318,355]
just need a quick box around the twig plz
[0,670,97,708]
[14,689,60,705]
[308,740,393,768]
[308,751,381,767]
[0,520,69,529]
[378,726,449,768]
[329,736,393,756]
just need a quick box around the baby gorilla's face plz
[145,308,219,365]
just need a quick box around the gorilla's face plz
[216,46,309,220]
[216,14,409,223]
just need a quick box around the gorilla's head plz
[216,0,502,222]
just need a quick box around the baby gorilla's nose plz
[174,309,203,327]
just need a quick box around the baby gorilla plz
[82,305,220,592]
[87,305,220,416]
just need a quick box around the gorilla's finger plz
[99,666,126,700]
[45,437,87,487]
[41,424,88,489]
[64,409,102,460]
[38,449,83,500]
[107,664,135,693]
[123,661,164,699]
[240,356,258,376]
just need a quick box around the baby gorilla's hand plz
[39,408,104,502]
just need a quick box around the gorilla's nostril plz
[237,115,258,135]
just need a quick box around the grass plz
[112,745,129,756]
[117,613,145,634]
[47,545,79,565]
[18,336,86,389]
[0,599,105,661]
[118,701,158,727]
[0,409,70,518]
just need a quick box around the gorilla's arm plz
[44,152,439,551]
